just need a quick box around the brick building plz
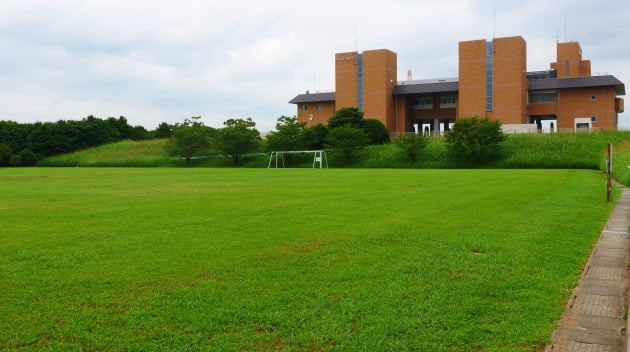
[289,36,625,134]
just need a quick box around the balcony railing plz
[526,70,558,80]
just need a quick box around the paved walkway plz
[545,181,630,352]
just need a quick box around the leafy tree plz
[302,123,328,150]
[325,126,368,161]
[0,143,12,166]
[444,116,506,163]
[0,120,31,153]
[328,108,389,145]
[394,133,430,164]
[166,116,213,166]
[363,119,390,144]
[213,118,261,164]
[28,121,74,156]
[328,107,365,129]
[18,149,38,166]
[129,125,149,140]
[1,116,144,159]
[8,154,20,167]
[265,116,306,152]
[153,122,173,138]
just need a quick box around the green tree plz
[166,116,212,166]
[328,107,365,129]
[153,122,173,138]
[265,116,306,152]
[302,124,328,150]
[325,126,369,161]
[363,119,390,144]
[129,125,149,140]
[18,149,38,166]
[8,154,20,167]
[444,116,506,163]
[394,133,430,164]
[0,120,30,153]
[213,118,261,164]
[0,143,12,166]
[328,108,390,145]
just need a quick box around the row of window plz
[529,90,598,104]
[529,90,557,104]
[301,103,327,111]
[301,92,598,111]
[413,95,457,110]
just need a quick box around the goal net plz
[267,150,328,168]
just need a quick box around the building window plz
[440,95,456,108]
[357,54,364,112]
[301,104,308,111]
[486,41,493,111]
[529,90,557,104]
[413,96,433,110]
[576,122,590,131]
[591,95,597,101]
[317,103,325,110]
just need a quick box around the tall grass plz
[498,131,630,169]
[609,140,630,185]
[38,139,177,167]
[350,131,630,170]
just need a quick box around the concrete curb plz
[545,182,629,351]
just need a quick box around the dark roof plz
[392,81,459,95]
[529,75,625,95]
[289,75,624,104]
[289,92,335,104]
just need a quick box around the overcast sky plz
[1,0,628,131]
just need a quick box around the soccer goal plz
[267,150,328,168]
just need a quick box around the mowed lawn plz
[0,168,616,351]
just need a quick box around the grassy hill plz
[37,139,268,168]
[36,131,630,185]
[38,139,178,167]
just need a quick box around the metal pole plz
[607,144,612,202]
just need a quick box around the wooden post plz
[607,144,612,202]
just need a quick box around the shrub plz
[9,154,21,167]
[445,117,506,163]
[19,149,38,166]
[394,133,430,164]
[363,119,390,144]
[325,126,369,161]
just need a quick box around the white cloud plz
[0,0,627,132]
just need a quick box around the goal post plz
[267,150,328,169]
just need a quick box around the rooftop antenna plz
[564,11,569,42]
[556,28,559,43]
[493,1,496,39]
[354,22,357,51]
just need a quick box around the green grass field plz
[0,168,617,351]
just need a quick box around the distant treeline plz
[0,116,172,166]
